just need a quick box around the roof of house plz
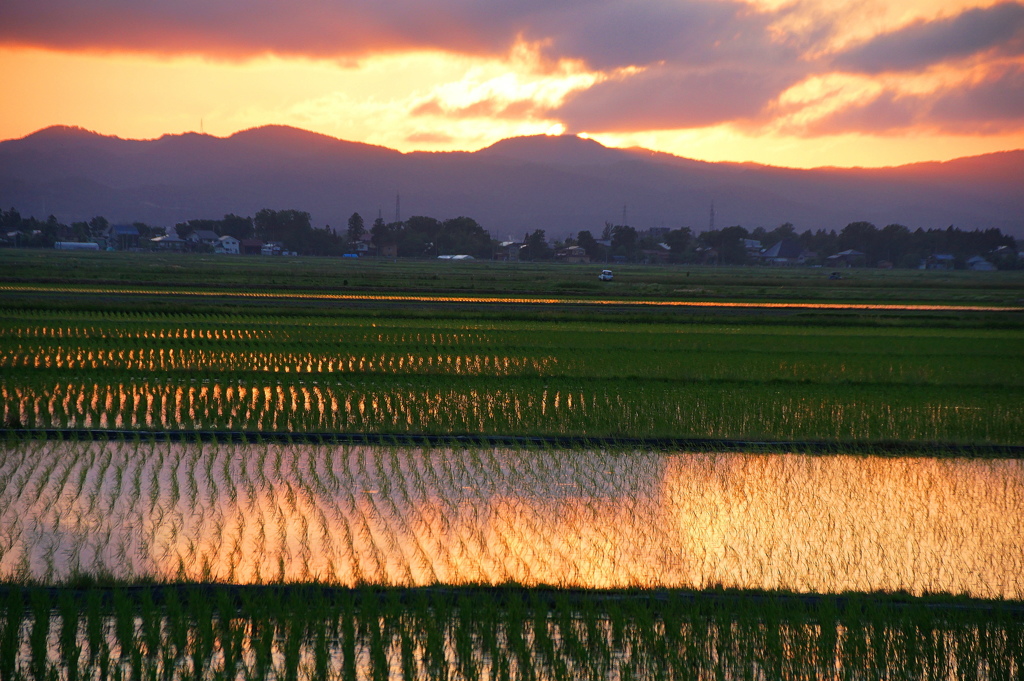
[191,230,220,241]
[762,239,804,259]
[218,234,239,242]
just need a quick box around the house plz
[761,239,809,266]
[640,243,671,264]
[261,241,284,256]
[215,235,240,254]
[967,256,996,271]
[555,245,590,263]
[825,249,866,267]
[239,239,264,255]
[105,224,140,250]
[495,241,522,261]
[187,230,221,247]
[743,239,763,259]
[150,235,185,251]
[346,241,370,257]
[920,254,955,270]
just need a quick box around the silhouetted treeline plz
[2,207,1020,268]
[572,222,1019,269]
[366,214,493,259]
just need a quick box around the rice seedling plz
[2,311,1022,443]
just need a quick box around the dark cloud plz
[834,2,1024,74]
[529,1,790,72]
[808,64,1024,135]
[0,0,790,70]
[929,64,1024,131]
[0,0,527,59]
[552,64,803,132]
[803,92,919,135]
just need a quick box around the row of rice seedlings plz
[2,440,1022,598]
[2,377,1020,443]
[1,344,563,377]
[1,586,1021,680]
[4,307,1020,350]
[3,317,1021,386]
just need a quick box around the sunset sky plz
[2,0,1023,168]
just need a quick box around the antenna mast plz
[395,193,401,224]
[709,201,716,231]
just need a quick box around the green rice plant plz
[0,588,23,681]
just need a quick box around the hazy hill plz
[1,125,1021,240]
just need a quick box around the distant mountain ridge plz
[1,125,1021,240]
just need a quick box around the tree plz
[577,230,601,259]
[839,221,878,257]
[346,212,366,243]
[439,216,492,258]
[611,225,638,260]
[521,229,551,260]
[220,214,253,240]
[664,227,693,262]
[371,217,398,253]
[88,216,109,237]
[699,225,749,265]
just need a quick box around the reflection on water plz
[3,283,1022,311]
[6,587,1020,680]
[0,441,1021,598]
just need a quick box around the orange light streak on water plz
[2,284,1020,312]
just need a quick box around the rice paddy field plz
[2,251,1023,679]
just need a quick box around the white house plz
[215,235,240,254]
[187,230,221,247]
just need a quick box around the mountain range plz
[2,125,1022,240]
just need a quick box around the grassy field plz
[4,249,1024,309]
[2,250,1022,677]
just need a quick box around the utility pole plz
[709,201,715,231]
[395,193,401,224]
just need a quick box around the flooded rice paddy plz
[2,440,1021,599]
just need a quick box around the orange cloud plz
[1,1,1023,167]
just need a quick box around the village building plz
[150,234,185,251]
[215,235,240,254]
[105,224,140,250]
[826,249,866,267]
[760,239,811,266]
[967,255,996,271]
[555,245,590,263]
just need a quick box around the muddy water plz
[1,441,1021,598]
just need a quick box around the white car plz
[598,269,614,281]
